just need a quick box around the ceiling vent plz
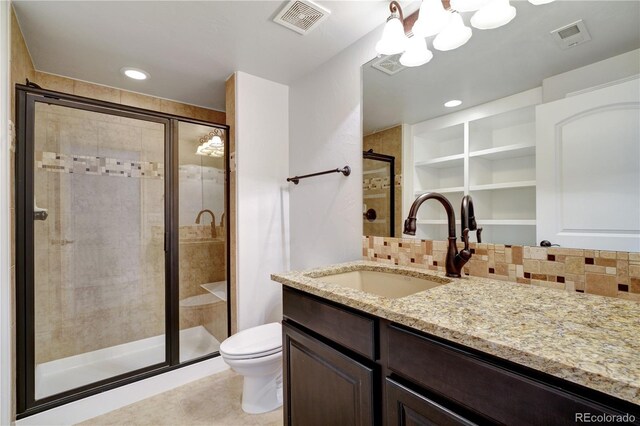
[550,20,591,50]
[371,54,406,76]
[273,0,331,35]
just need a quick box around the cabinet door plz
[536,78,640,251]
[386,379,476,426]
[283,321,375,426]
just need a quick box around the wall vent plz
[371,54,406,76]
[273,0,331,35]
[550,20,591,50]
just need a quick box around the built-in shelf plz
[477,219,536,226]
[410,89,540,246]
[469,143,535,160]
[415,154,464,169]
[417,219,461,225]
[415,187,464,195]
[469,180,536,191]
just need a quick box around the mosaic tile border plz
[363,174,402,191]
[37,151,163,179]
[363,236,640,302]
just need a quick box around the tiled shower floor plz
[77,370,283,425]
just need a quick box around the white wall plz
[1,0,12,423]
[542,49,640,102]
[235,72,290,331]
[288,28,381,270]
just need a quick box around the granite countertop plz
[271,260,640,405]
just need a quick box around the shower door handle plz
[51,239,74,246]
[34,210,48,221]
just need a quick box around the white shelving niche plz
[408,88,541,246]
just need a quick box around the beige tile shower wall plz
[225,74,237,334]
[363,236,640,302]
[32,106,168,364]
[35,72,226,123]
[179,240,225,301]
[363,126,402,237]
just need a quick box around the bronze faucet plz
[195,209,217,238]
[403,192,472,278]
[461,195,483,244]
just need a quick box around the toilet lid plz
[220,322,282,358]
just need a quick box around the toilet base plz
[241,371,283,414]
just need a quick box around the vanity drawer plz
[283,288,376,360]
[386,324,626,425]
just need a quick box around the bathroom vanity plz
[273,262,640,425]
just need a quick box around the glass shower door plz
[363,152,395,237]
[32,100,168,399]
[177,121,228,362]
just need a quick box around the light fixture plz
[412,0,452,38]
[196,129,225,157]
[375,0,543,69]
[444,99,462,108]
[433,12,472,51]
[375,1,408,55]
[400,36,433,67]
[450,0,490,12]
[471,0,516,30]
[121,67,149,80]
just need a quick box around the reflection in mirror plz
[363,0,640,251]
[363,149,397,237]
[178,122,228,362]
[363,127,403,237]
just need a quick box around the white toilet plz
[219,322,283,414]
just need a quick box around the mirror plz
[362,0,640,251]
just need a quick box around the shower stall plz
[15,85,229,416]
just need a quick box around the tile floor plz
[78,370,283,426]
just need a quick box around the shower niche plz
[15,85,230,416]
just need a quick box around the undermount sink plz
[313,270,448,299]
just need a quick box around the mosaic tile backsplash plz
[37,151,164,179]
[363,236,640,302]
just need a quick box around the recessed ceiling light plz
[444,99,462,108]
[121,67,149,80]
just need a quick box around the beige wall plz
[363,125,403,237]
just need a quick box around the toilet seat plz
[220,322,281,360]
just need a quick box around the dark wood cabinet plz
[283,321,375,426]
[386,378,476,426]
[282,287,640,426]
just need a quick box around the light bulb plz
[412,0,452,38]
[433,13,472,51]
[376,15,408,55]
[470,0,516,30]
[400,37,433,67]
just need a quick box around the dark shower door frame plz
[15,84,231,418]
[363,150,395,237]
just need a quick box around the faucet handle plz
[476,227,483,244]
[462,228,470,251]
